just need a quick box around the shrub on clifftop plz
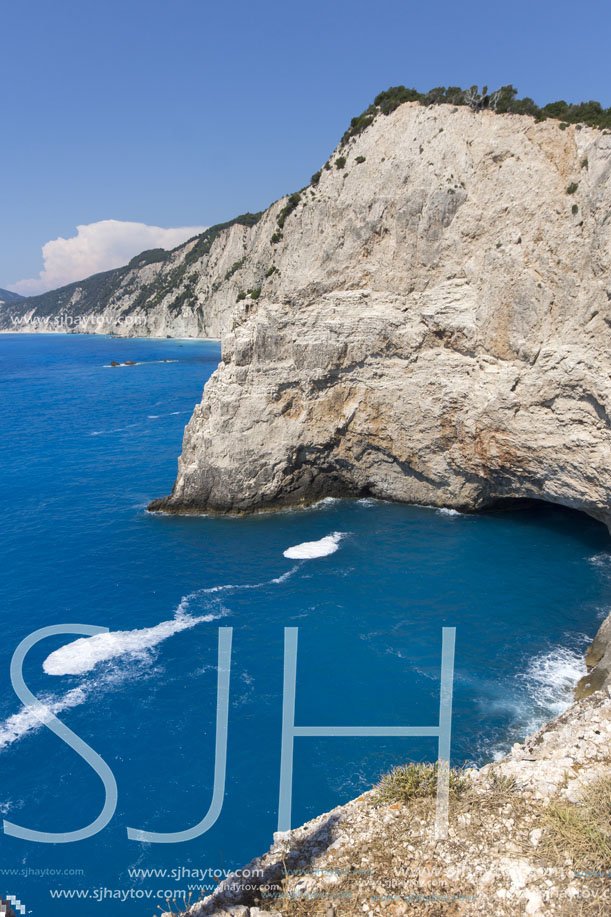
[340,83,611,146]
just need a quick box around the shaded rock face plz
[151,103,611,527]
[576,614,611,699]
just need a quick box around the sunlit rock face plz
[150,103,611,528]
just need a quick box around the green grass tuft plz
[372,761,470,805]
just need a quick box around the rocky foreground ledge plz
[174,687,611,917]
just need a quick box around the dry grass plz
[371,761,470,806]
[542,776,611,871]
[183,769,611,916]
[486,769,519,795]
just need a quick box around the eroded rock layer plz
[151,103,611,525]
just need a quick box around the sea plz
[1,333,610,915]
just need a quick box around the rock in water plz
[150,102,611,528]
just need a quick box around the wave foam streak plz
[0,563,301,753]
[43,610,225,677]
[283,532,347,559]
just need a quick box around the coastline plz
[3,330,610,914]
[0,329,220,342]
[179,638,611,917]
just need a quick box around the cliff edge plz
[178,688,611,916]
[150,102,611,532]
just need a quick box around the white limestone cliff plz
[149,103,611,533]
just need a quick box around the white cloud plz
[13,219,206,295]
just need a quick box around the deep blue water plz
[1,333,610,915]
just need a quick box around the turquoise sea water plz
[1,333,610,915]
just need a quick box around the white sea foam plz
[0,665,141,752]
[476,639,589,763]
[0,686,88,750]
[520,644,587,718]
[589,553,611,568]
[103,360,179,368]
[486,643,587,760]
[271,567,299,584]
[44,563,300,677]
[193,564,299,596]
[91,410,188,435]
[90,424,140,436]
[283,531,347,559]
[420,504,463,516]
[43,609,225,677]
[1,564,297,752]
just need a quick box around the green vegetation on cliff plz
[127,248,170,269]
[3,211,263,322]
[0,288,24,303]
[183,212,262,266]
[340,84,611,146]
[5,82,610,330]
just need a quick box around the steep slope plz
[150,102,611,530]
[181,689,611,917]
[0,288,23,305]
[3,85,609,347]
[0,213,264,338]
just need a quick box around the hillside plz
[2,85,610,340]
[181,689,611,916]
[0,213,262,338]
[0,288,23,305]
[147,99,611,536]
[155,88,611,917]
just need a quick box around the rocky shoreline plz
[6,96,610,914]
[576,614,611,700]
[175,640,611,917]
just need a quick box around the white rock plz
[524,888,544,914]
[152,104,611,569]
[529,828,543,847]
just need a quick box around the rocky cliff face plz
[144,100,611,917]
[150,103,611,530]
[0,213,269,339]
[179,688,611,917]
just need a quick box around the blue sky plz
[2,0,610,292]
